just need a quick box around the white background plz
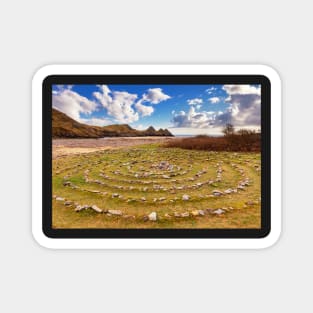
[0,0,311,312]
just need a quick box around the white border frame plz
[32,64,281,249]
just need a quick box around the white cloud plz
[205,87,217,95]
[187,98,203,105]
[196,104,202,110]
[209,97,220,104]
[93,85,171,122]
[52,86,97,121]
[54,85,172,126]
[135,100,154,117]
[142,88,171,104]
[215,84,261,127]
[172,84,261,133]
[93,85,139,123]
[222,84,261,95]
[133,87,170,117]
[172,106,216,129]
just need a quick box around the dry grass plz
[52,142,261,229]
[164,133,261,152]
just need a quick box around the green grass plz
[52,144,261,229]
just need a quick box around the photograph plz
[52,83,261,229]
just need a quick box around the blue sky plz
[52,84,261,136]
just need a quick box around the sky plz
[52,84,261,136]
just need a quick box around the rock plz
[143,215,149,222]
[141,197,146,201]
[75,205,88,212]
[164,213,171,218]
[174,212,181,217]
[198,210,205,216]
[63,181,72,186]
[212,208,225,215]
[212,190,223,196]
[123,215,135,220]
[181,212,190,217]
[182,194,190,201]
[159,197,166,201]
[55,197,65,201]
[224,189,233,194]
[108,209,122,216]
[112,193,120,198]
[64,201,72,206]
[191,210,200,216]
[91,205,102,213]
[148,212,157,221]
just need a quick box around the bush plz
[164,125,261,152]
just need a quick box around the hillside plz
[52,108,173,138]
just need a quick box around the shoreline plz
[52,136,175,158]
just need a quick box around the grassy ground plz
[52,143,261,229]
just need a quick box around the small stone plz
[75,205,86,212]
[91,205,102,213]
[108,209,122,216]
[148,212,157,221]
[212,208,225,215]
[181,212,190,217]
[164,213,171,218]
[63,181,72,186]
[143,215,149,222]
[182,194,190,201]
[141,197,146,201]
[212,190,223,196]
[112,193,119,198]
[224,189,233,194]
[159,197,166,201]
[123,215,135,220]
[174,212,181,217]
[198,210,205,216]
[64,201,72,206]
[191,210,200,216]
[56,197,65,201]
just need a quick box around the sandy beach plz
[52,136,175,158]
